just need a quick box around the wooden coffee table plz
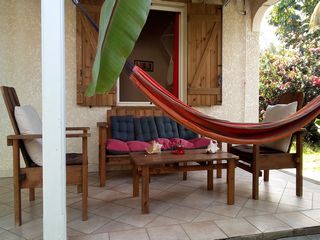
[130,149,239,214]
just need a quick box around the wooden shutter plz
[76,3,116,107]
[187,3,222,106]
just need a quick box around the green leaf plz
[315,118,320,133]
[86,0,151,96]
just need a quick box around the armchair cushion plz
[262,101,298,152]
[231,145,283,160]
[14,105,43,166]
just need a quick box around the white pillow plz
[261,101,298,152]
[14,105,43,166]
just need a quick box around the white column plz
[41,0,66,239]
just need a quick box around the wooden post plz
[13,140,21,226]
[41,0,67,238]
[141,166,149,214]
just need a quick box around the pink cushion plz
[127,141,150,152]
[171,138,195,149]
[106,139,129,154]
[154,138,173,150]
[189,137,211,149]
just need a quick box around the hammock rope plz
[130,65,320,144]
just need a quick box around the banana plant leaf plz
[310,2,320,31]
[86,0,151,96]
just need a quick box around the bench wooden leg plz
[29,188,35,201]
[99,127,106,187]
[227,159,235,205]
[77,185,82,193]
[141,166,149,214]
[207,161,213,191]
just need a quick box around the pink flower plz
[309,48,320,53]
[311,76,320,86]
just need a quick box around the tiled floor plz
[0,168,320,240]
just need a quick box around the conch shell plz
[206,140,219,154]
[146,141,163,154]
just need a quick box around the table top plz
[130,149,239,166]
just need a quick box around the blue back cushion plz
[111,116,134,141]
[155,116,179,139]
[134,117,159,142]
[177,124,198,140]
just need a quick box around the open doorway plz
[118,9,180,104]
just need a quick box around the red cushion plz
[106,139,129,154]
[127,141,150,152]
[170,138,195,149]
[189,137,211,149]
[154,138,173,150]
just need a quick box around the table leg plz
[141,166,150,214]
[207,161,213,191]
[183,162,187,180]
[227,159,235,205]
[133,165,139,197]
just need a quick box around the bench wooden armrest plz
[66,127,90,131]
[97,122,108,128]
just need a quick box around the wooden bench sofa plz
[97,106,221,187]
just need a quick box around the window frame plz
[116,0,187,106]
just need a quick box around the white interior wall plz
[0,0,260,177]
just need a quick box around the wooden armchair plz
[228,92,305,200]
[1,86,89,225]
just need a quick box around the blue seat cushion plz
[154,116,179,139]
[134,117,159,142]
[111,116,134,141]
[177,124,198,140]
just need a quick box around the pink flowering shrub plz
[260,47,320,148]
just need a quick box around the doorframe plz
[117,0,187,106]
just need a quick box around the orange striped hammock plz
[130,66,320,144]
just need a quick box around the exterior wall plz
[0,0,105,176]
[197,1,259,123]
[0,0,260,177]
